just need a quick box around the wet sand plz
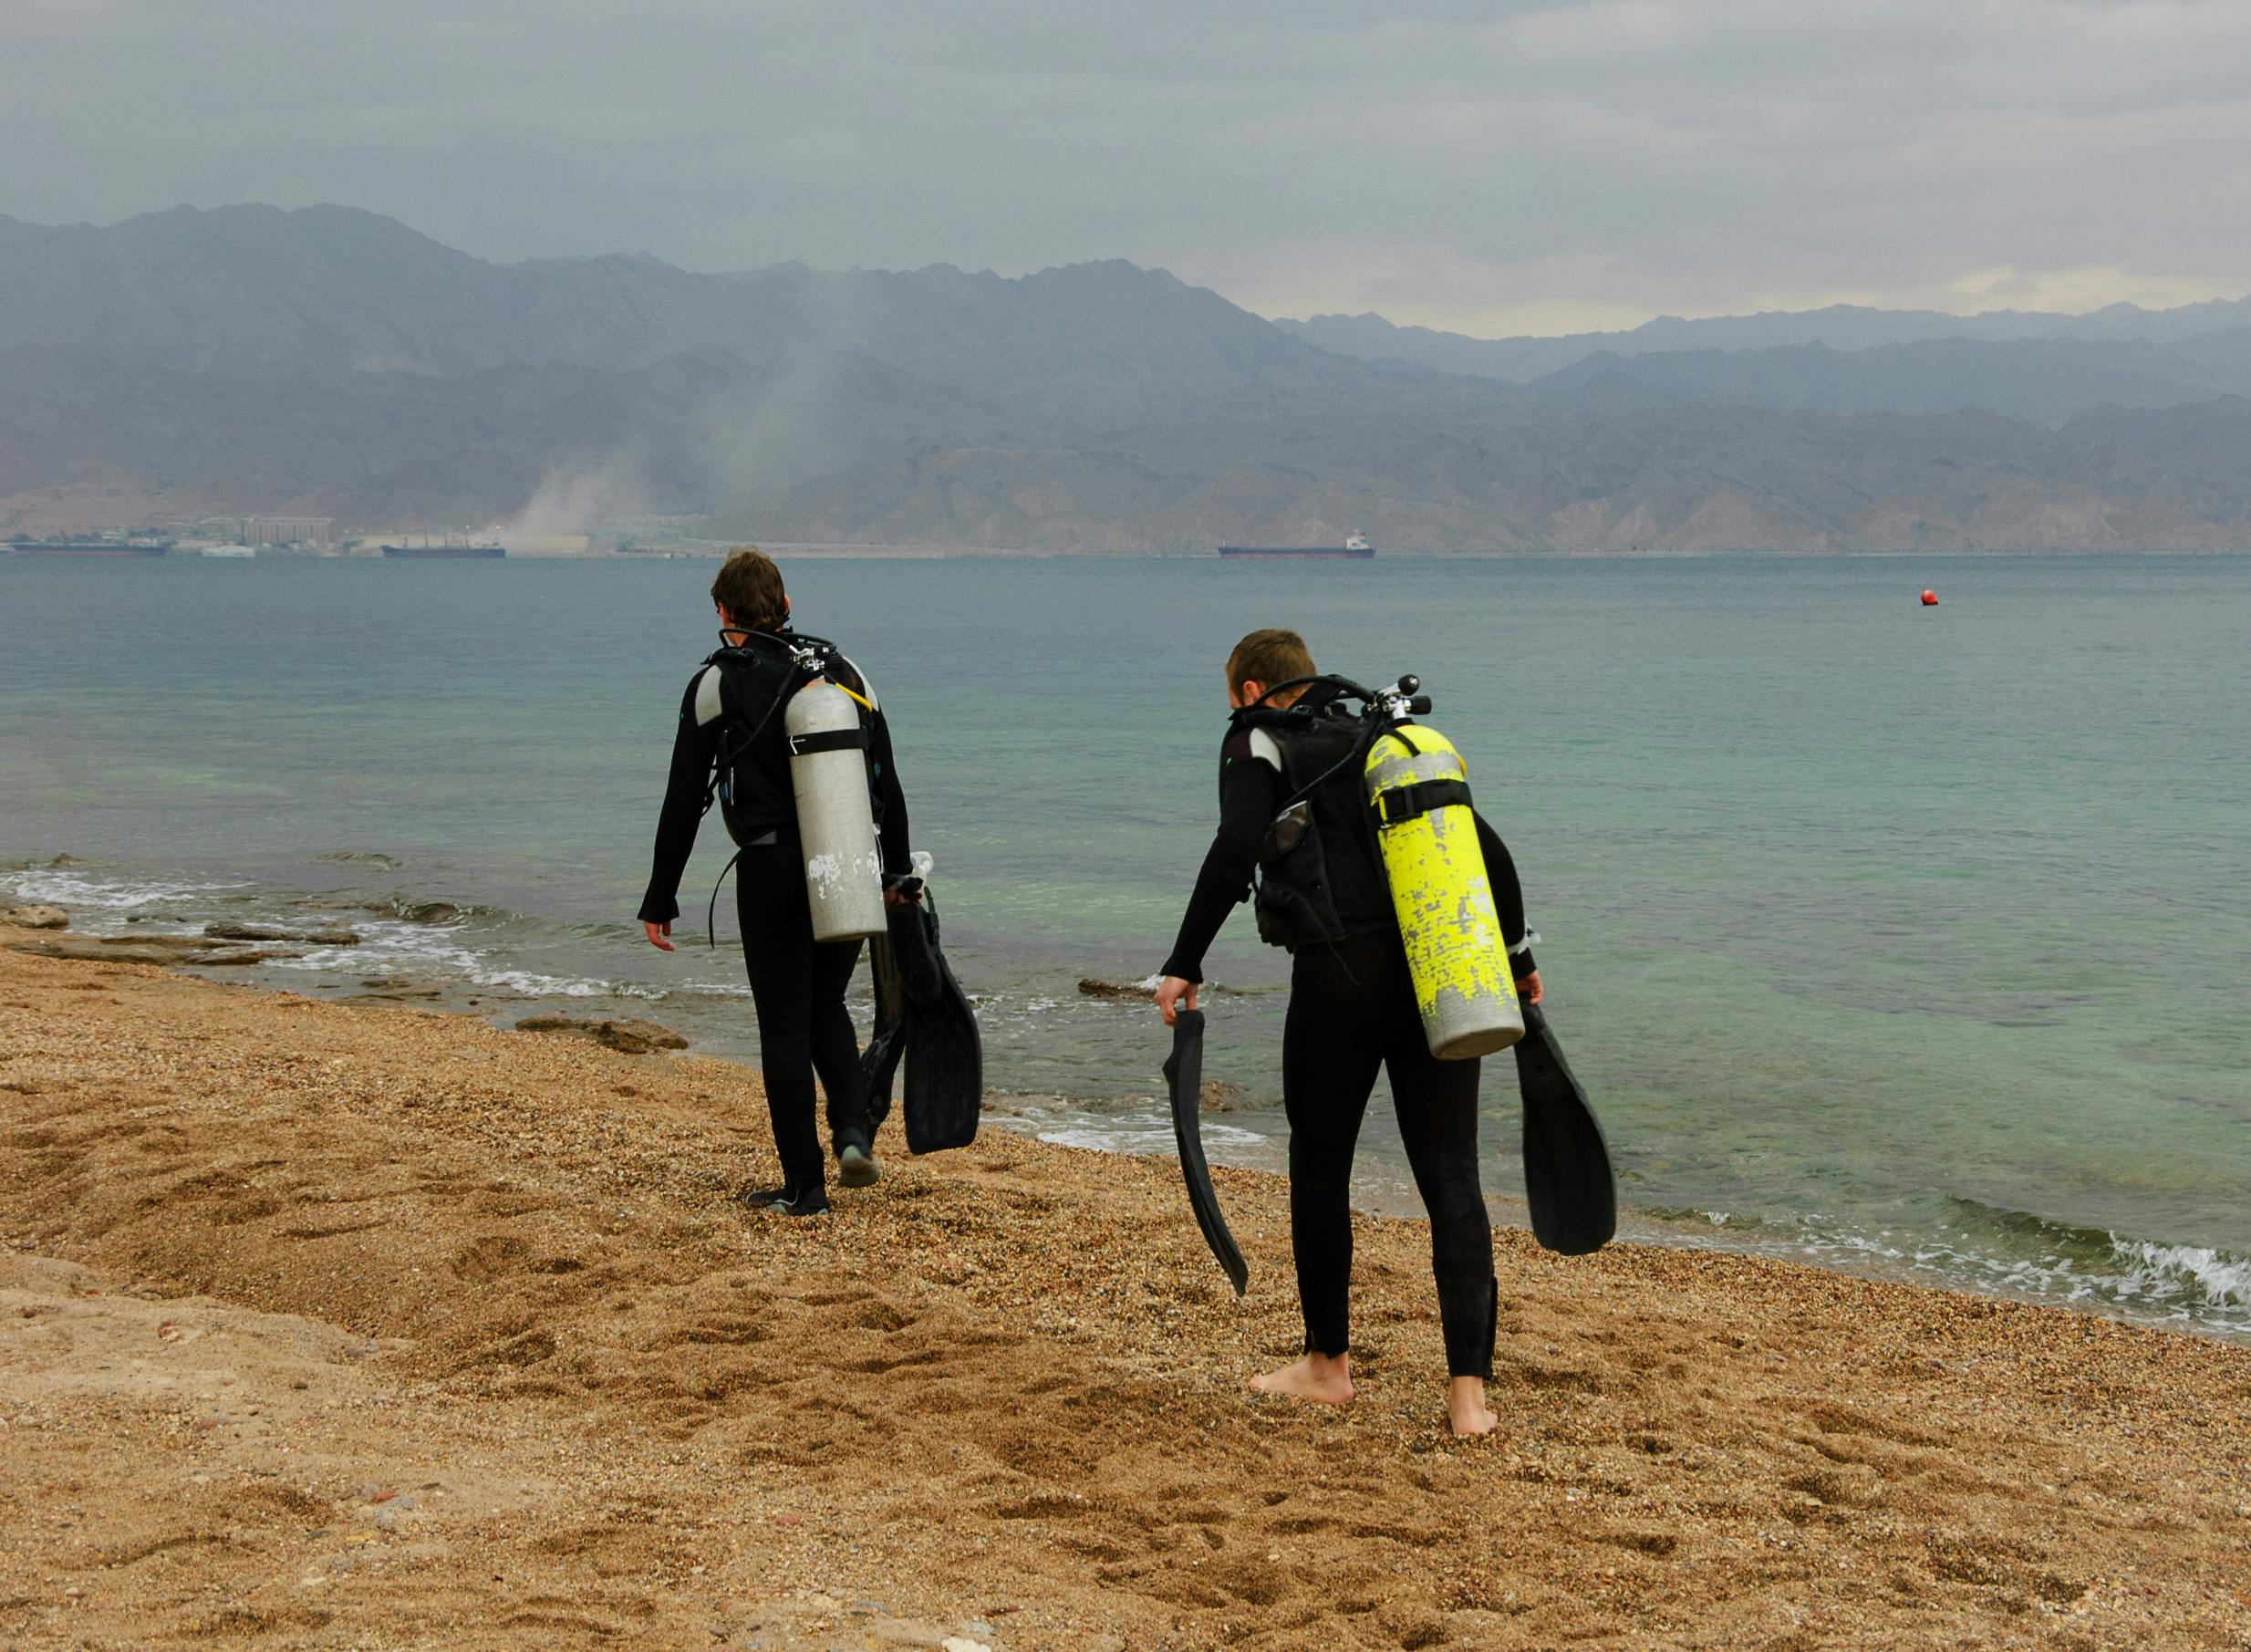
[2,945,2247,1649]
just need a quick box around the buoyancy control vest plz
[1228,689,1395,951]
[693,630,889,943]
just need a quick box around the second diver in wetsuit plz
[639,546,918,1216]
[1154,627,1542,1437]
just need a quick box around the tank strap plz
[788,726,868,756]
[1373,776,1473,826]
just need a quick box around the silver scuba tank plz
[783,680,888,942]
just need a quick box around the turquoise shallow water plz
[4,552,2247,1335]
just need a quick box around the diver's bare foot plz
[1249,1352,1354,1407]
[1447,1376,1499,1437]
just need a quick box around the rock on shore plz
[207,920,363,945]
[514,1013,690,1055]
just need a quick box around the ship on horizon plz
[7,535,171,557]
[380,535,504,559]
[1218,532,1374,560]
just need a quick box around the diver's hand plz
[884,885,922,907]
[1520,970,1542,1006]
[1156,975,1198,1026]
[643,920,675,952]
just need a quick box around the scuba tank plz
[783,678,889,942]
[696,628,890,946]
[1238,673,1522,1061]
[1364,720,1524,1060]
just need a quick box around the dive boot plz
[741,1183,830,1218]
[836,1140,881,1188]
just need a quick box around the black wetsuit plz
[1162,723,1535,1378]
[640,634,911,1194]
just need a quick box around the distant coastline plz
[10,540,2245,561]
[6,204,2251,558]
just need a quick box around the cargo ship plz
[380,537,504,559]
[7,537,171,557]
[1219,532,1374,559]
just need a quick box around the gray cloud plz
[4,0,2246,332]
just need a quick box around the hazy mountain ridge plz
[1526,337,2250,425]
[0,205,1471,428]
[1,203,2246,551]
[711,400,2251,554]
[1278,296,2251,382]
[0,343,1015,524]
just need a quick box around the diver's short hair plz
[711,546,787,629]
[1225,628,1316,701]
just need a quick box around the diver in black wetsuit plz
[1154,628,1541,1437]
[639,546,916,1217]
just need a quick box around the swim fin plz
[860,926,907,1134]
[889,889,980,1155]
[1513,1002,1616,1255]
[1164,1009,1249,1295]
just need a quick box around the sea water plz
[4,552,2247,1336]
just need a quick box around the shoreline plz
[4,945,2249,1647]
[14,539,2251,560]
[5,877,2248,1349]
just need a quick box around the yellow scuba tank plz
[1364,724,1524,1060]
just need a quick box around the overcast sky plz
[4,0,2247,336]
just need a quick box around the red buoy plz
[1920,588,1938,606]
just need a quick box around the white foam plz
[2107,1239,2251,1308]
[672,979,756,999]
[1761,1216,2251,1336]
[3,868,249,910]
[472,968,661,1001]
[1035,1115,1264,1155]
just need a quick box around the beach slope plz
[2,948,2246,1649]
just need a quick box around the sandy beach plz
[2,942,2247,1650]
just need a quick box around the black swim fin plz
[860,929,907,1134]
[1514,1002,1617,1255]
[1165,1010,1249,1295]
[892,892,980,1155]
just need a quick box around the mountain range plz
[1277,297,2251,382]
[3,203,2247,552]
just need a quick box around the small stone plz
[204,922,292,941]
[1199,1077,1248,1110]
[1075,976,1146,1000]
